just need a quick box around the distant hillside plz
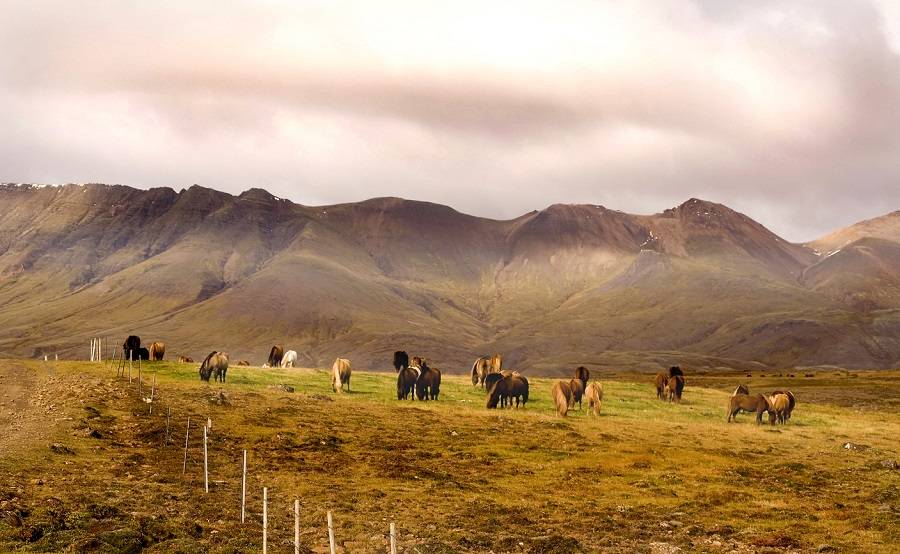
[1,183,899,373]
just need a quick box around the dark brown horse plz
[483,372,504,396]
[665,375,685,403]
[123,335,141,359]
[569,378,585,410]
[415,362,441,401]
[267,345,284,368]
[397,366,418,400]
[574,366,590,386]
[727,394,770,423]
[486,373,529,409]
[393,351,409,372]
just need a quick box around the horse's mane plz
[199,351,217,369]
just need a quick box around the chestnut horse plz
[584,381,603,416]
[727,394,770,424]
[551,380,574,417]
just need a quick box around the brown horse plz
[471,353,502,387]
[177,355,194,363]
[732,384,749,396]
[397,366,418,400]
[332,358,351,393]
[665,375,685,403]
[655,372,668,400]
[199,351,229,383]
[769,390,796,422]
[236,360,250,366]
[769,393,792,424]
[574,366,590,386]
[551,380,574,417]
[569,378,585,409]
[727,394,770,424]
[416,363,441,401]
[148,342,165,361]
[486,373,528,409]
[483,372,504,396]
[584,381,603,416]
[267,345,284,368]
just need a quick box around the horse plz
[267,345,284,369]
[148,342,165,361]
[486,373,528,409]
[122,335,141,359]
[569,378,585,409]
[199,351,229,383]
[397,366,419,400]
[668,366,684,378]
[769,390,796,422]
[281,350,298,368]
[332,358,351,393]
[471,356,491,387]
[574,366,590,386]
[665,375,685,403]
[732,384,749,396]
[237,360,250,366]
[416,363,441,401]
[584,381,603,416]
[727,394,770,424]
[655,372,668,400]
[177,355,194,363]
[134,347,150,360]
[551,380,573,416]
[483,372,504,396]
[769,393,792,424]
[393,351,409,372]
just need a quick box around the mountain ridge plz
[1,182,899,374]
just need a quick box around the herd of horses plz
[118,337,797,423]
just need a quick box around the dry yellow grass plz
[1,359,898,552]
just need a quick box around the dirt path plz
[0,360,46,457]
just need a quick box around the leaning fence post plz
[149,373,156,414]
[263,487,268,554]
[203,424,209,493]
[294,499,300,554]
[390,522,397,554]
[327,510,336,554]
[182,417,190,475]
[241,450,247,523]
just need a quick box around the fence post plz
[129,351,133,383]
[203,424,209,493]
[294,499,300,554]
[327,510,336,554]
[182,417,190,476]
[390,522,397,554]
[263,487,268,554]
[149,373,156,414]
[241,450,247,523]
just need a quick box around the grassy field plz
[1,359,899,553]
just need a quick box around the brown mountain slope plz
[0,183,898,372]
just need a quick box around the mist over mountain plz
[2,183,899,373]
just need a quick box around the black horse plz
[393,351,409,372]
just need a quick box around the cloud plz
[1,0,899,241]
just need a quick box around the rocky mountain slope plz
[1,183,899,373]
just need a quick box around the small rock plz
[842,442,870,451]
[668,520,684,527]
[817,545,837,552]
[268,384,295,393]
[50,443,73,455]
[880,459,898,470]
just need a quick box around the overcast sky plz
[2,1,899,241]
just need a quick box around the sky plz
[1,1,899,242]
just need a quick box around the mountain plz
[1,182,899,373]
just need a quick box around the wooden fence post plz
[390,522,397,554]
[263,487,268,554]
[327,510,336,554]
[182,417,190,476]
[241,450,247,523]
[149,373,156,414]
[294,499,300,554]
[203,424,209,493]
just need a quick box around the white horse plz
[281,350,298,368]
[332,358,351,393]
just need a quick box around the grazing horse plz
[769,390,796,422]
[281,350,298,368]
[584,381,604,416]
[236,360,251,366]
[655,372,669,400]
[416,363,442,401]
[769,393,792,424]
[332,358,351,393]
[665,375,685,403]
[267,345,284,369]
[569,378,585,409]
[551,380,574,417]
[199,351,229,383]
[177,355,194,363]
[727,394,770,424]
[397,366,419,400]
[148,342,165,361]
[486,373,528,409]
[393,351,409,372]
[123,336,141,359]
[732,384,749,396]
[134,347,150,360]
[574,366,590,386]
[483,372,504,396]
